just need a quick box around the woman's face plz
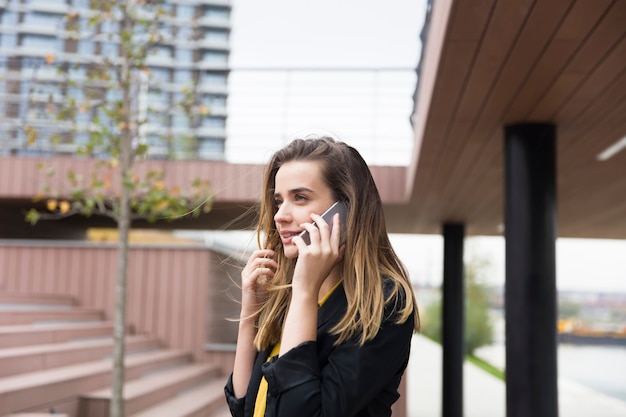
[273,160,335,259]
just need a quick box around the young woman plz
[224,137,419,417]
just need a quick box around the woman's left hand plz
[291,212,344,296]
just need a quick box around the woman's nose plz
[274,203,291,223]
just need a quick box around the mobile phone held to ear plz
[299,201,349,245]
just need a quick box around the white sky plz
[226,0,425,165]
[389,234,626,293]
[223,0,626,293]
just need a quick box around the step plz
[81,363,221,417]
[0,292,77,307]
[0,308,103,325]
[129,377,228,417]
[0,322,116,348]
[0,349,191,415]
[0,334,160,377]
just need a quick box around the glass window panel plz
[203,29,228,42]
[201,51,227,64]
[151,45,172,59]
[78,40,95,55]
[79,18,95,34]
[198,137,224,155]
[203,95,226,108]
[23,12,63,28]
[21,34,58,50]
[202,6,229,20]
[201,116,225,128]
[68,65,86,80]
[175,48,193,64]
[176,26,193,41]
[100,41,118,57]
[1,11,19,26]
[203,72,226,85]
[74,132,90,145]
[1,34,17,49]
[172,92,184,105]
[100,19,119,35]
[31,0,66,5]
[147,89,167,105]
[177,5,195,20]
[149,68,170,85]
[173,70,192,84]
[73,0,90,9]
[147,111,166,126]
[171,112,189,128]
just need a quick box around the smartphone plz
[298,201,349,245]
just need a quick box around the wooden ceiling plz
[391,0,626,238]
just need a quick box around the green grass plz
[466,354,505,381]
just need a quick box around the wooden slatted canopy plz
[389,0,626,238]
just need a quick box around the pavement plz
[406,334,626,417]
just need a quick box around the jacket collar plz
[318,281,347,330]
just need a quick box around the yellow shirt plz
[253,280,342,417]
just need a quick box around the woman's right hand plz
[240,249,277,320]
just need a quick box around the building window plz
[1,33,17,49]
[100,19,119,36]
[176,26,193,42]
[201,51,227,65]
[150,44,172,60]
[147,89,167,106]
[203,95,226,109]
[201,116,225,129]
[74,132,90,146]
[22,12,63,28]
[21,34,58,51]
[203,29,228,42]
[149,68,170,86]
[100,41,118,57]
[1,10,18,26]
[31,0,66,5]
[175,48,194,64]
[68,65,86,80]
[202,6,230,21]
[72,0,90,10]
[78,40,95,55]
[173,70,193,85]
[198,137,224,157]
[147,111,167,127]
[171,112,189,128]
[203,72,227,86]
[176,4,195,20]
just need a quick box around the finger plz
[310,213,331,242]
[299,221,321,245]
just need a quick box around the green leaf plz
[25,209,41,225]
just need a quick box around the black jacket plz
[224,282,415,417]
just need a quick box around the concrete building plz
[0,0,231,160]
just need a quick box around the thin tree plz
[22,2,212,416]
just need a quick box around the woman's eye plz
[295,194,307,202]
[273,199,283,207]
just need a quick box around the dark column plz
[504,123,558,417]
[442,223,465,417]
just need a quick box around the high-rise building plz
[0,0,231,160]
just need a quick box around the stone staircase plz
[0,292,230,417]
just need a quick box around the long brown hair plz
[254,137,419,350]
